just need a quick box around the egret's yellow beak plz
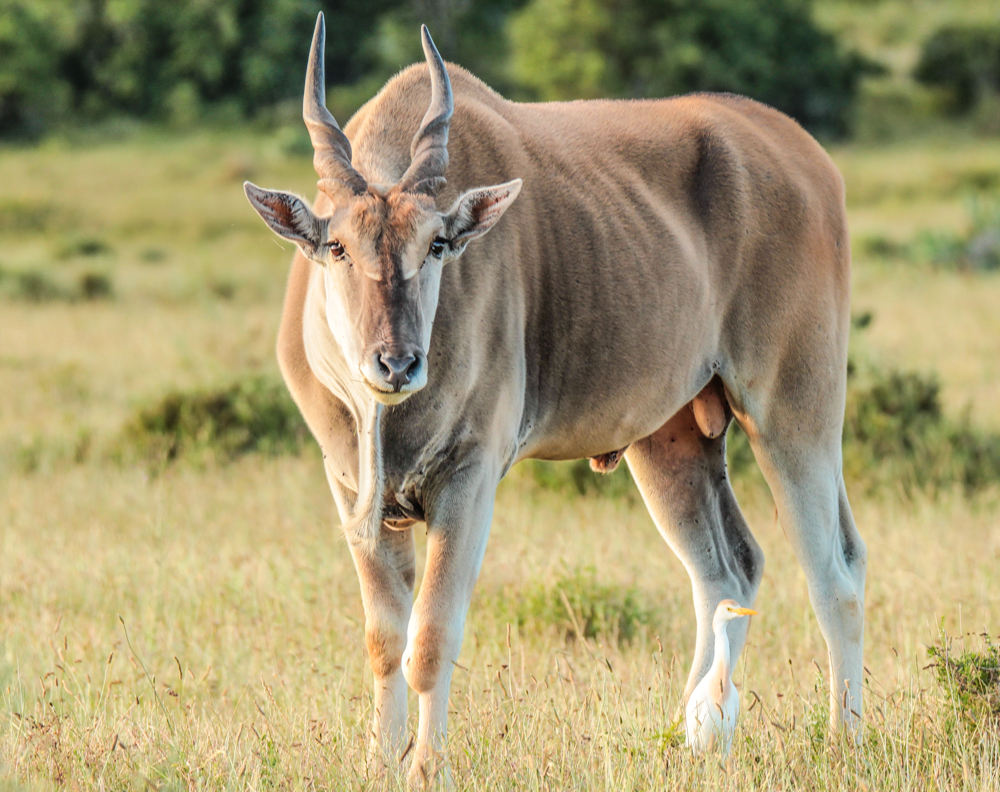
[729,607,758,616]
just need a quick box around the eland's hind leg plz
[742,416,866,732]
[728,313,866,732]
[625,383,765,701]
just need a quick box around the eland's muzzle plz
[363,349,427,399]
[379,353,421,389]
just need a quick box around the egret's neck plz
[712,620,733,679]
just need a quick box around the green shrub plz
[139,247,167,264]
[855,195,1000,271]
[118,376,308,466]
[913,195,1000,271]
[928,632,1000,728]
[209,279,237,301]
[492,567,654,645]
[857,234,908,261]
[844,358,1000,496]
[9,270,63,301]
[54,235,111,260]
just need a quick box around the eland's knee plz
[366,621,407,680]
[403,622,453,694]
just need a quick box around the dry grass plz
[1,461,999,789]
[0,123,998,788]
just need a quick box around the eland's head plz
[245,14,521,405]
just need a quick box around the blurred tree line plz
[914,24,1000,116]
[0,0,995,142]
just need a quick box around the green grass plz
[0,87,999,788]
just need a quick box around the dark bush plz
[0,0,66,137]
[209,279,237,301]
[54,235,111,260]
[119,376,308,465]
[914,24,1000,114]
[900,196,1000,271]
[139,247,167,264]
[79,272,113,300]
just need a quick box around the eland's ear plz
[245,182,326,257]
[442,179,522,249]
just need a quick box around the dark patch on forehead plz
[349,188,430,261]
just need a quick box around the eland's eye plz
[329,240,346,260]
[429,238,447,258]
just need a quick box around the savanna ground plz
[1,118,1000,790]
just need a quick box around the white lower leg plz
[822,596,865,734]
[810,570,865,735]
[372,669,409,760]
[408,676,452,787]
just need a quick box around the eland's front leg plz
[402,465,497,788]
[347,524,415,763]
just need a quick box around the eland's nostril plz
[380,353,418,388]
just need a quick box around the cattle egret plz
[685,599,758,755]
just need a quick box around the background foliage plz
[3,0,997,141]
[509,0,875,138]
[914,23,1000,114]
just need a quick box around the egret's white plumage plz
[684,599,758,755]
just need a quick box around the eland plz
[244,13,866,785]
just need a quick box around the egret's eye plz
[329,240,346,260]
[429,238,447,258]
